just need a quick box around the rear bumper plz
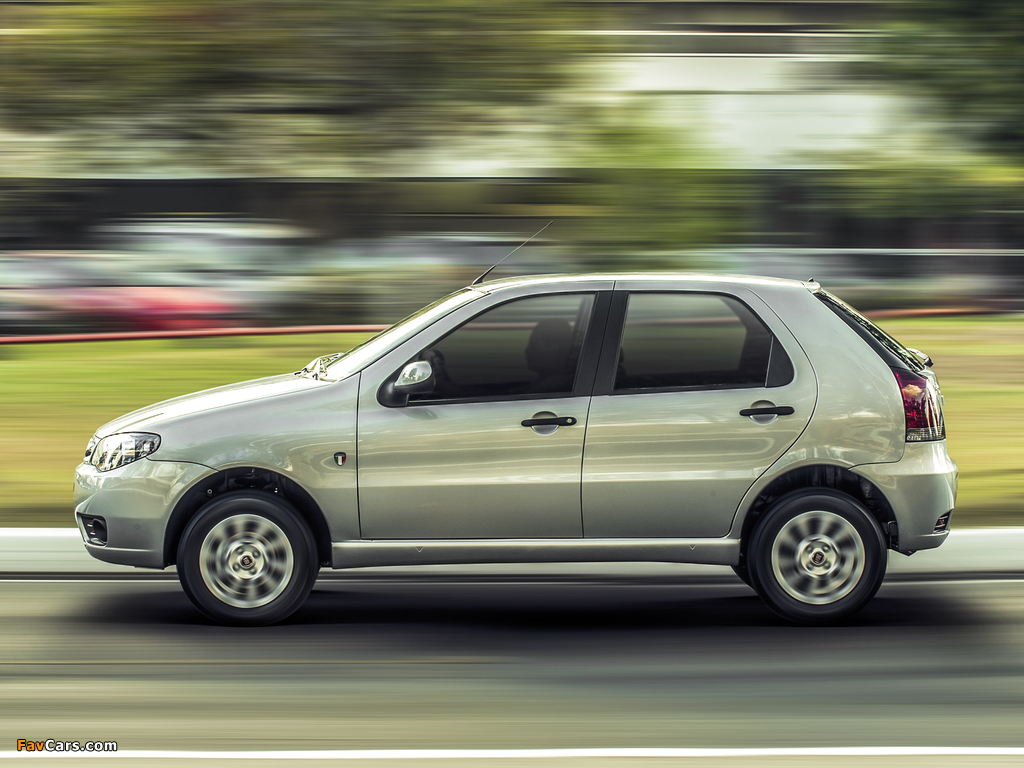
[74,458,214,569]
[852,441,957,554]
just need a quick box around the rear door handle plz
[739,406,794,417]
[521,416,577,427]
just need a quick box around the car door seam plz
[355,370,363,541]
[579,394,595,538]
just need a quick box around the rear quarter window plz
[815,290,925,372]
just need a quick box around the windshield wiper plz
[296,352,343,381]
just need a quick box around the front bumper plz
[853,441,958,554]
[74,458,214,569]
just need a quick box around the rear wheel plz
[747,489,887,625]
[177,492,318,626]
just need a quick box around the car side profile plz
[74,274,956,625]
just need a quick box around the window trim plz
[592,289,790,397]
[378,290,613,407]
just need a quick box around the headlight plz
[89,433,161,472]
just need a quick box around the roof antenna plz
[471,221,552,286]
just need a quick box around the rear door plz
[582,284,816,538]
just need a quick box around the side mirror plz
[395,361,435,394]
[379,361,435,407]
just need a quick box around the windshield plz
[318,288,483,381]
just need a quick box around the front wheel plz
[747,490,887,625]
[177,492,319,626]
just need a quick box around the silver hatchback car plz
[74,274,956,625]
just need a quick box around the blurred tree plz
[797,0,1024,235]
[800,140,1024,221]
[556,103,753,263]
[876,0,1024,160]
[0,1,749,257]
[0,0,603,173]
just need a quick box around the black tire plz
[731,562,753,588]
[747,489,887,625]
[177,492,319,626]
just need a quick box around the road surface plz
[0,572,1022,766]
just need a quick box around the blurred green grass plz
[0,316,1020,528]
[881,315,1024,528]
[0,332,373,527]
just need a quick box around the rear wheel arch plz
[163,467,332,568]
[737,464,896,566]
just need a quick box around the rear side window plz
[815,290,925,372]
[613,292,788,391]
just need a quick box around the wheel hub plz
[770,510,866,605]
[199,514,294,608]
[230,545,263,578]
[800,537,837,573]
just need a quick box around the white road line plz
[3,747,1024,760]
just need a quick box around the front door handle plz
[521,416,577,427]
[739,406,794,417]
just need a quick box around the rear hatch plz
[814,290,945,443]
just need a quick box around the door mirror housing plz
[379,361,436,407]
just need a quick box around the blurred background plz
[0,0,1022,526]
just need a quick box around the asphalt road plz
[0,574,1023,766]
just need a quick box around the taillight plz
[893,369,945,442]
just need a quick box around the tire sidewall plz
[177,492,318,626]
[748,489,887,625]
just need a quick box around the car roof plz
[475,272,819,293]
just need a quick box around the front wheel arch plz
[163,467,332,568]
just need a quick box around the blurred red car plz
[0,255,238,333]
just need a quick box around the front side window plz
[614,292,775,391]
[411,293,596,402]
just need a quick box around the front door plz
[358,291,604,539]
[582,288,817,538]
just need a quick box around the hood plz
[96,373,335,438]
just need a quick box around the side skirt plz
[331,538,740,569]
